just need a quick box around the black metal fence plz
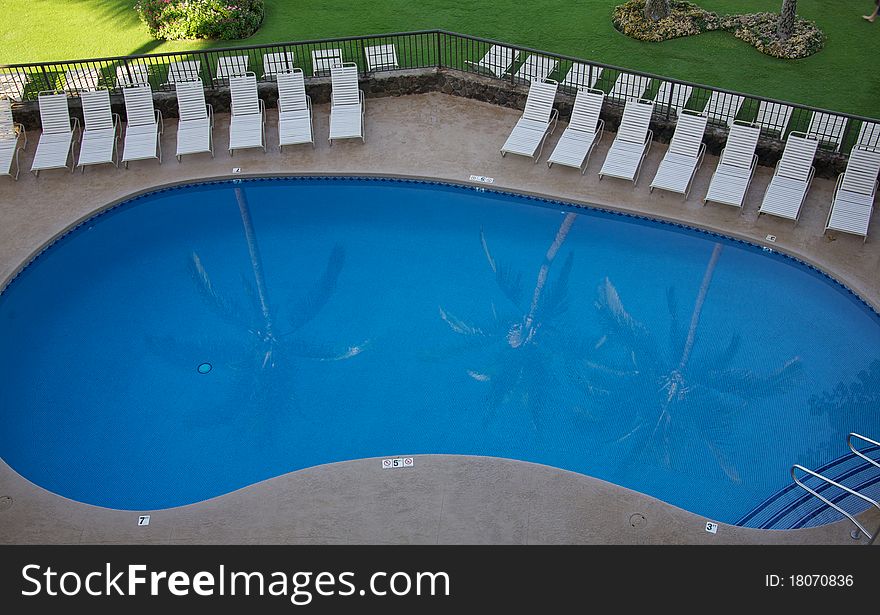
[1,29,878,154]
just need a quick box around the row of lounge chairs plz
[501,79,880,241]
[3,42,875,149]
[0,46,400,100]
[0,64,364,179]
[471,45,877,151]
[2,62,877,240]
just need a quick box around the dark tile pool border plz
[1,174,878,530]
[4,174,879,325]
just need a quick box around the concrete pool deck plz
[0,92,878,545]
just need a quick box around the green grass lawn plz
[0,1,876,117]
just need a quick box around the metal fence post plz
[39,65,52,95]
[358,38,366,75]
[203,51,214,87]
[436,31,443,69]
[840,118,856,154]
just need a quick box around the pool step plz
[737,444,880,530]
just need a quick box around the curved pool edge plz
[3,172,879,318]
[0,454,874,545]
[2,174,879,540]
[2,89,878,543]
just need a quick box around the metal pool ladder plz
[791,432,880,544]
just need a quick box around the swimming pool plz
[1,177,878,523]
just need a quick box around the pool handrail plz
[790,464,880,544]
[848,433,880,471]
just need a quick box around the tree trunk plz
[522,213,576,333]
[777,0,797,42]
[508,212,576,348]
[233,186,276,368]
[675,242,722,376]
[644,0,671,22]
[647,242,722,454]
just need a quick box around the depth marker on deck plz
[382,457,414,469]
[469,175,495,184]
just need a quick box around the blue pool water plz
[1,177,879,522]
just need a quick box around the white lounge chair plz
[77,89,120,171]
[0,98,26,180]
[262,52,296,80]
[216,55,249,83]
[755,101,793,136]
[858,121,880,150]
[703,121,761,209]
[608,73,651,103]
[547,87,605,173]
[757,132,819,223]
[312,48,343,76]
[365,44,399,71]
[597,98,654,183]
[560,63,602,91]
[703,91,744,126]
[31,92,79,176]
[513,55,557,84]
[328,62,364,144]
[227,72,265,155]
[806,112,847,152]
[174,79,213,160]
[0,71,30,101]
[164,61,201,88]
[654,82,693,117]
[64,68,100,94]
[277,68,313,150]
[121,84,163,167]
[500,78,559,161]
[115,64,150,88]
[466,45,519,78]
[649,109,708,199]
[824,145,880,241]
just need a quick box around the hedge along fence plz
[1,30,878,175]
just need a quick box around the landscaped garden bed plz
[612,1,825,59]
[135,0,265,41]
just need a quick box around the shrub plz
[720,13,825,60]
[612,0,824,59]
[612,0,721,42]
[135,0,264,41]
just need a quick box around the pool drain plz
[198,362,212,374]
[629,513,647,529]
[0,496,12,511]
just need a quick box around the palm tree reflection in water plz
[156,185,366,422]
[585,242,802,481]
[439,213,578,429]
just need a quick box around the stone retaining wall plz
[9,67,848,178]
